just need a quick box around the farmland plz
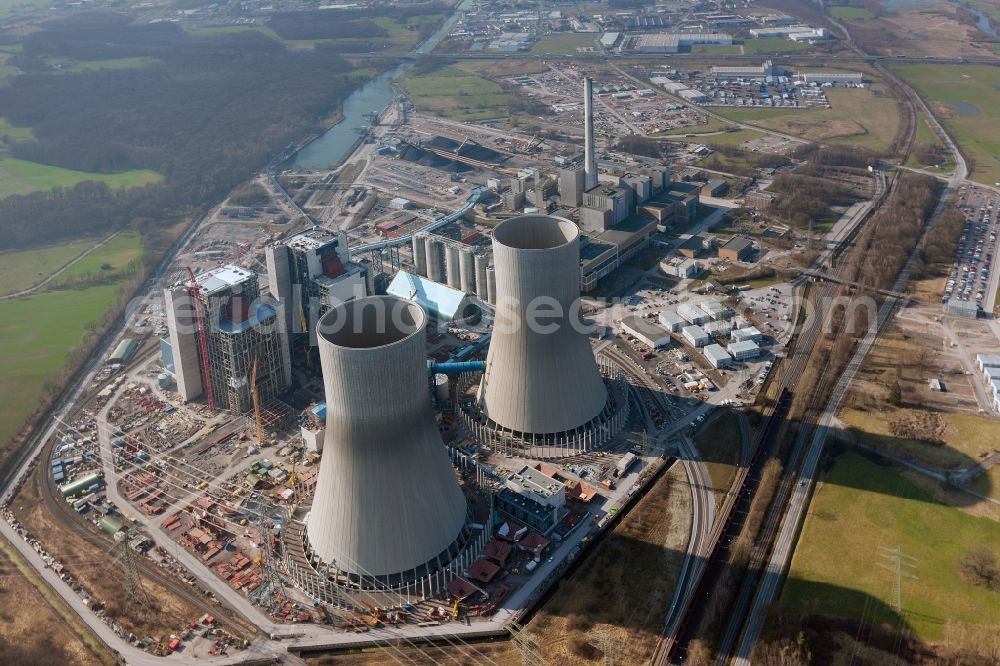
[0,238,95,296]
[0,158,161,199]
[782,453,1000,649]
[0,230,143,448]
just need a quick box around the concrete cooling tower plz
[306,296,469,589]
[473,215,611,455]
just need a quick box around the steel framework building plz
[304,296,473,591]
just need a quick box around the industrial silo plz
[474,252,489,299]
[485,266,496,305]
[411,233,427,277]
[424,237,445,283]
[459,247,475,294]
[307,296,468,589]
[477,215,607,438]
[445,245,462,290]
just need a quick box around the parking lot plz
[948,186,1000,315]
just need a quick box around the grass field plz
[46,56,159,73]
[840,407,1000,471]
[530,33,597,55]
[0,117,33,143]
[0,231,143,447]
[741,37,812,54]
[50,230,143,285]
[694,411,741,508]
[691,44,743,55]
[398,63,511,121]
[906,112,953,169]
[0,158,161,199]
[894,64,1000,185]
[0,238,95,296]
[782,452,1000,645]
[715,87,901,153]
[829,5,874,19]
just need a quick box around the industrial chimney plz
[477,215,608,440]
[584,77,597,191]
[307,296,468,588]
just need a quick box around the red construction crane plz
[186,267,216,411]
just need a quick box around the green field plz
[530,33,597,55]
[691,44,743,55]
[0,232,144,448]
[741,37,811,55]
[50,230,143,285]
[45,56,159,73]
[782,453,1000,645]
[0,117,33,143]
[840,407,1000,472]
[0,158,161,199]
[0,239,95,296]
[399,64,511,121]
[715,87,901,153]
[829,5,875,19]
[894,64,1000,185]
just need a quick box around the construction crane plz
[251,354,264,443]
[186,267,215,411]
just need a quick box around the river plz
[290,0,472,169]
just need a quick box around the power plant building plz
[386,270,479,323]
[300,296,481,594]
[163,265,289,414]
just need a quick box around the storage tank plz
[425,237,445,283]
[459,247,476,294]
[157,373,172,389]
[445,245,462,290]
[411,233,428,277]
[307,296,468,588]
[478,215,607,436]
[474,252,489,299]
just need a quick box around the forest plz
[0,12,377,250]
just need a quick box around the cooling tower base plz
[282,461,493,612]
[459,360,630,459]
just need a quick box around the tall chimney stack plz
[584,76,597,191]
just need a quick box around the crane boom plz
[186,267,215,411]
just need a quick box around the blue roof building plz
[386,271,479,323]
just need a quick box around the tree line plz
[0,14,373,250]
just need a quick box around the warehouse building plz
[704,320,733,338]
[798,70,863,85]
[683,324,711,347]
[699,299,728,319]
[719,236,755,262]
[732,326,763,343]
[658,310,687,332]
[704,343,732,369]
[678,302,711,325]
[621,316,672,349]
[709,60,775,79]
[628,32,733,53]
[728,339,761,360]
